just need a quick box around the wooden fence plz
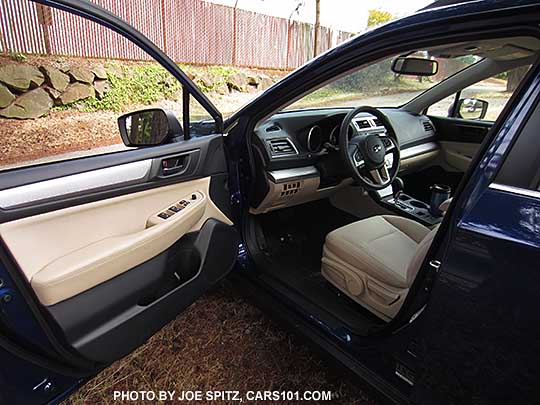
[0,0,355,70]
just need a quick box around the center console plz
[372,179,443,227]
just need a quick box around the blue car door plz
[0,1,237,404]
[410,61,540,404]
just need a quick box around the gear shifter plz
[392,177,404,201]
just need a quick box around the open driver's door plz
[0,1,238,403]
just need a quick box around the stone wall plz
[0,59,277,120]
[0,63,110,119]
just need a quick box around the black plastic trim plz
[49,219,239,363]
[429,116,492,144]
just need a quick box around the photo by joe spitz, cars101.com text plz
[1,0,540,404]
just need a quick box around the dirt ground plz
[63,284,377,405]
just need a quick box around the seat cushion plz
[324,215,430,288]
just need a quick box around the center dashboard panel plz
[250,108,439,214]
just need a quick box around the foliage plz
[367,9,395,27]
[9,52,27,62]
[329,59,394,92]
[80,63,181,112]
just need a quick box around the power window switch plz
[169,206,181,213]
[158,212,170,220]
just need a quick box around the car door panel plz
[438,141,480,172]
[0,132,237,364]
[429,116,492,172]
[47,219,238,363]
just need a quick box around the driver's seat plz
[321,215,437,321]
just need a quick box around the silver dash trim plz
[0,160,152,209]
[268,166,319,184]
[489,183,540,199]
[400,142,439,160]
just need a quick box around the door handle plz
[161,156,186,176]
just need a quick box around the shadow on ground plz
[63,284,376,404]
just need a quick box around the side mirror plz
[118,108,183,147]
[391,57,438,77]
[456,98,488,120]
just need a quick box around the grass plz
[63,283,376,405]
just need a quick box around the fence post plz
[36,4,52,55]
[160,0,167,51]
[232,1,238,66]
[285,20,291,70]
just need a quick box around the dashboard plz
[250,108,440,214]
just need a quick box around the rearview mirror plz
[118,108,183,147]
[391,57,438,76]
[456,98,488,120]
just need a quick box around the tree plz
[367,9,395,27]
[313,0,321,57]
[506,65,529,92]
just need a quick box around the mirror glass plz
[392,57,438,76]
[119,109,171,146]
[458,98,489,120]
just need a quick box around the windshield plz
[282,52,480,111]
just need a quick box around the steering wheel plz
[339,106,400,190]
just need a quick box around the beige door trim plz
[0,177,232,306]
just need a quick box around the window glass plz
[428,66,531,121]
[283,53,480,111]
[0,1,190,172]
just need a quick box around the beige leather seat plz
[321,215,437,321]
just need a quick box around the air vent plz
[373,118,382,127]
[422,121,435,132]
[356,119,371,129]
[267,138,297,156]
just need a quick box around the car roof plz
[419,0,479,11]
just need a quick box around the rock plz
[68,66,95,84]
[258,74,274,90]
[247,84,259,94]
[197,74,213,89]
[247,75,259,86]
[0,84,15,108]
[215,81,229,95]
[58,83,95,105]
[107,65,124,78]
[227,72,248,92]
[44,86,61,99]
[91,65,107,80]
[0,88,52,119]
[0,64,44,91]
[40,65,70,92]
[94,80,110,99]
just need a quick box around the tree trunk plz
[313,0,321,57]
[506,66,529,92]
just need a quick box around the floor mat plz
[254,199,385,332]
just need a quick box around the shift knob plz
[392,177,404,198]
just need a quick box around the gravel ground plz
[62,284,377,405]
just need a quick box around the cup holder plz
[398,194,412,201]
